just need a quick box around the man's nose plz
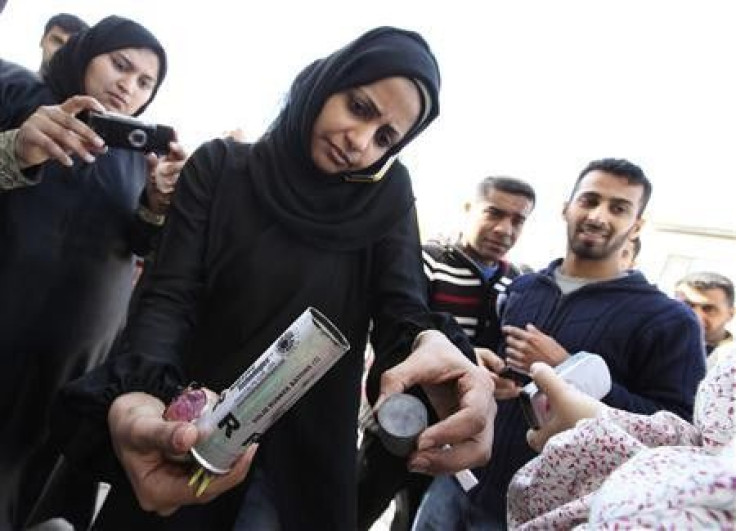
[585,204,609,224]
[492,216,513,237]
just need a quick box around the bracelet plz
[137,204,166,226]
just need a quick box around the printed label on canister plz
[191,307,349,474]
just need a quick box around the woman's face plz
[83,47,159,116]
[310,76,421,174]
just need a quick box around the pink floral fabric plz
[508,354,736,530]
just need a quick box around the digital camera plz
[79,110,174,155]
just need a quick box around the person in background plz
[414,158,706,530]
[357,176,536,531]
[508,355,735,529]
[675,271,735,369]
[38,13,89,79]
[50,26,495,530]
[0,16,185,530]
[424,176,536,348]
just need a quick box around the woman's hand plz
[525,362,603,452]
[15,95,107,169]
[504,324,569,373]
[377,330,495,475]
[108,392,256,516]
[144,142,188,214]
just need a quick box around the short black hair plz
[477,176,536,209]
[44,13,88,36]
[677,271,734,307]
[571,158,652,217]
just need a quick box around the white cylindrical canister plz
[190,307,350,474]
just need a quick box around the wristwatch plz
[137,204,166,226]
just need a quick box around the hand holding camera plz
[14,95,107,169]
[77,107,187,216]
[144,141,188,215]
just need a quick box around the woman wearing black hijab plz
[0,15,186,530]
[52,27,494,530]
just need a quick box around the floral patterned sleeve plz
[596,406,700,447]
[0,129,42,190]
[508,414,649,530]
[588,440,735,529]
[507,355,736,530]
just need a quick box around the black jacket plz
[472,259,707,520]
[53,140,472,530]
[0,59,159,527]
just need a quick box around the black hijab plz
[46,15,167,116]
[250,27,441,251]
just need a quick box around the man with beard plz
[357,176,535,531]
[413,158,706,530]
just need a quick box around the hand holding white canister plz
[165,307,350,495]
[519,351,612,430]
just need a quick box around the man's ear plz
[561,201,569,219]
[463,201,472,214]
[631,217,646,239]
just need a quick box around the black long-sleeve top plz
[0,60,160,516]
[53,139,472,530]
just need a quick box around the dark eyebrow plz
[486,205,527,222]
[356,87,402,140]
[576,191,601,200]
[609,197,634,209]
[577,191,633,208]
[114,51,132,66]
[116,51,158,86]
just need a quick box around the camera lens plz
[128,129,148,149]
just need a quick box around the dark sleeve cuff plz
[49,350,185,482]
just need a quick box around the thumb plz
[130,414,198,454]
[145,152,159,174]
[376,360,419,408]
[529,362,566,401]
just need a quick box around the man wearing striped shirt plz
[357,176,535,531]
[423,176,536,351]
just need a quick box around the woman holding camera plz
[51,26,495,530]
[0,15,185,529]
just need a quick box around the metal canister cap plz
[376,393,428,457]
